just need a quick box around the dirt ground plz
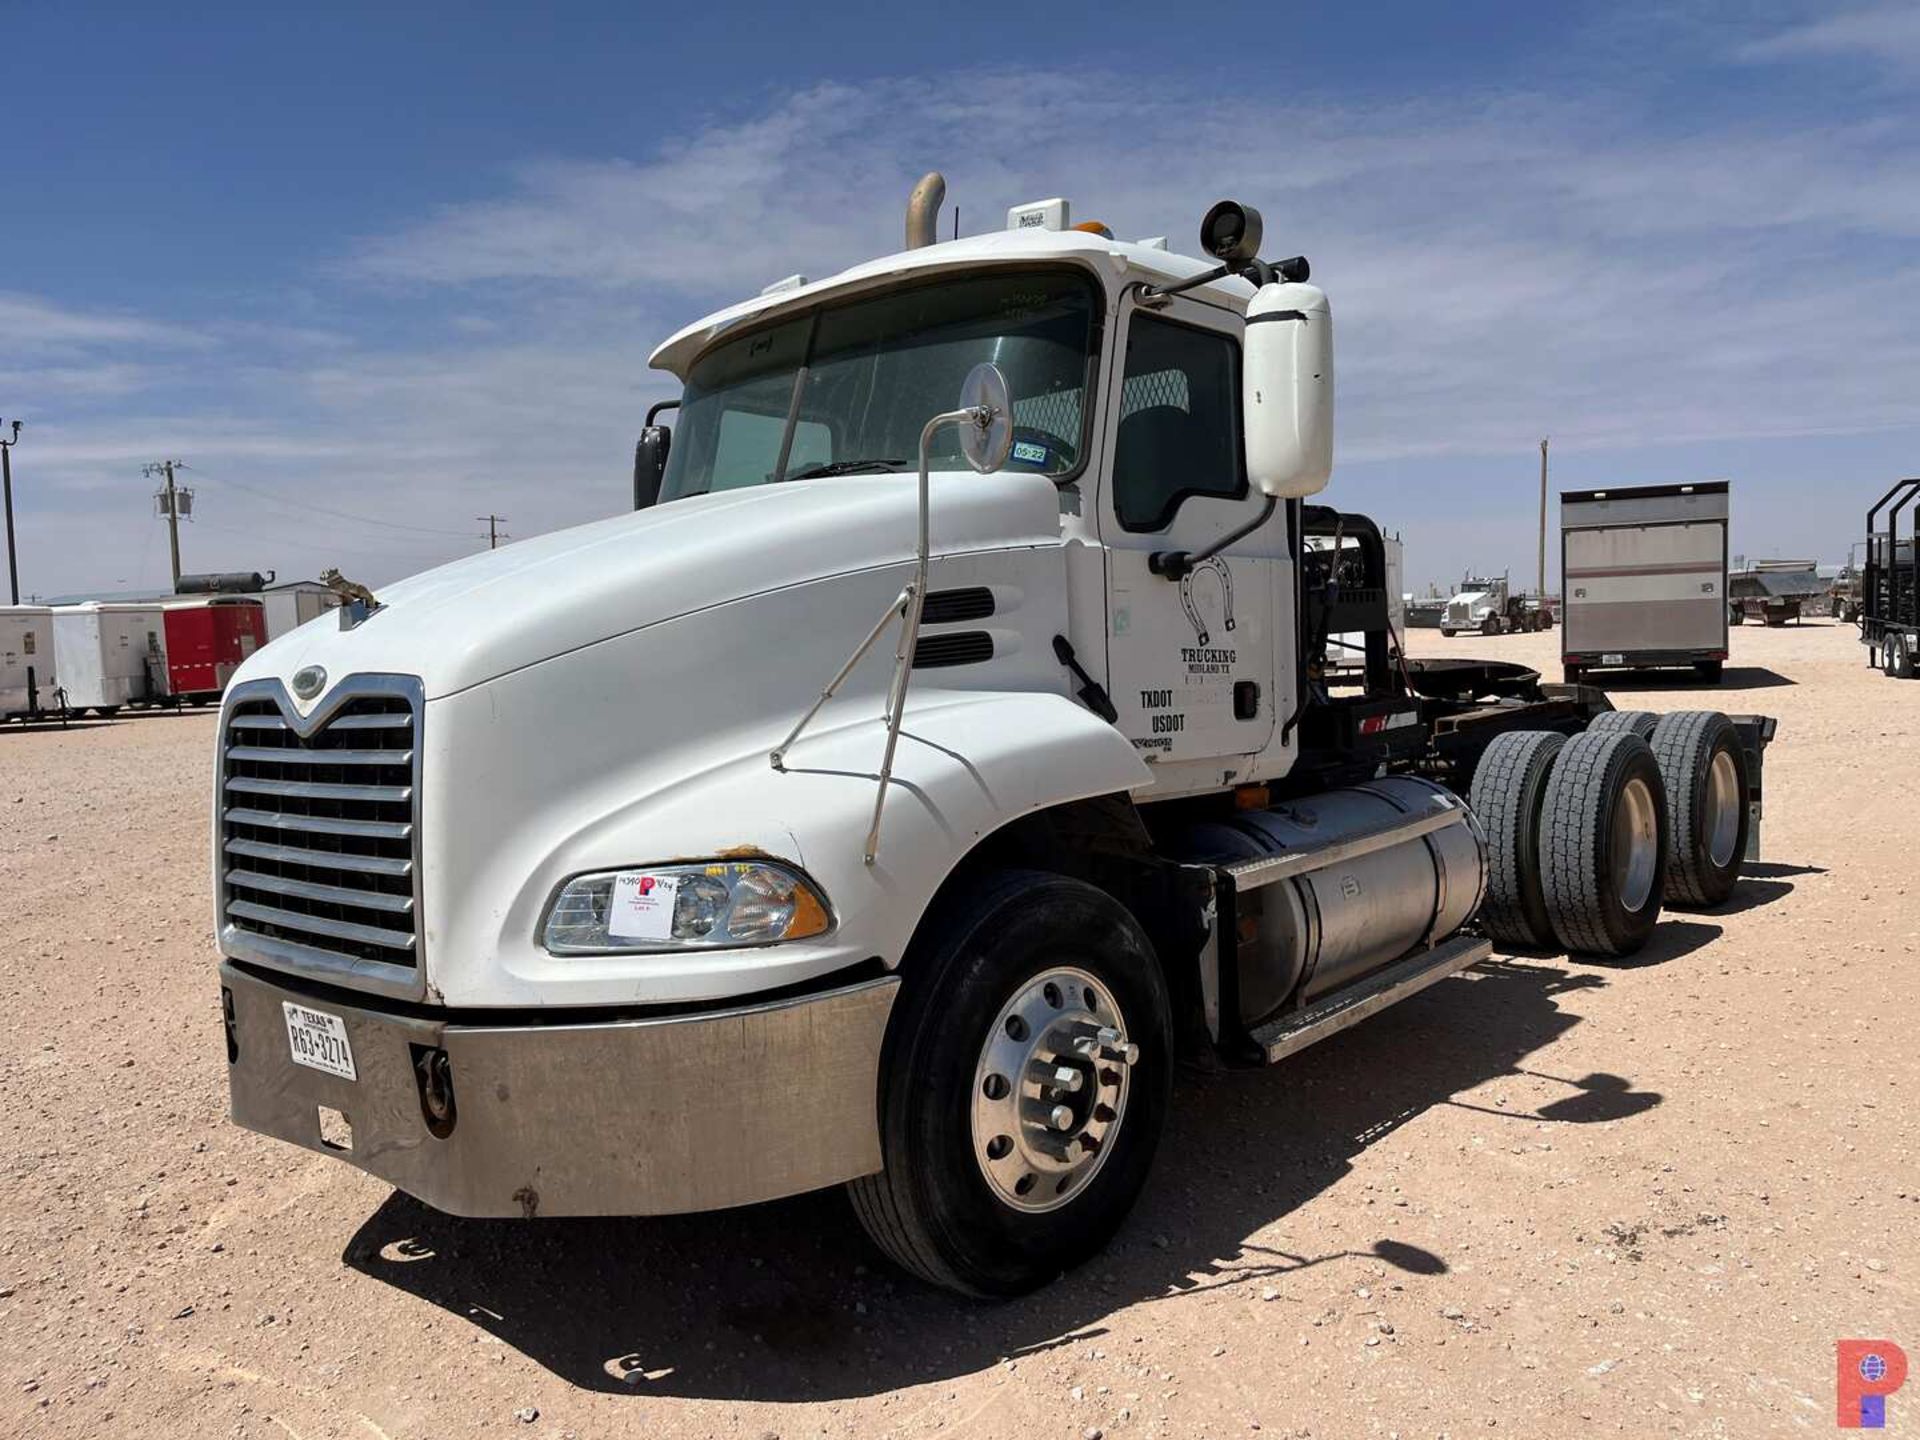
[2,618,1915,1440]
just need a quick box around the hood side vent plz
[922,587,996,625]
[913,631,994,669]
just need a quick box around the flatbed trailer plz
[1863,477,1920,678]
[1561,482,1729,684]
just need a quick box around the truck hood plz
[237,470,1064,703]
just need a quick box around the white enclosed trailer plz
[51,602,169,714]
[260,582,344,641]
[1,606,58,718]
[1561,481,1729,683]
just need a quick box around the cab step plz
[1249,932,1493,1064]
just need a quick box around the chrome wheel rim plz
[1705,748,1741,868]
[1611,776,1659,913]
[971,966,1134,1214]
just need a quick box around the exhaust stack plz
[905,171,946,250]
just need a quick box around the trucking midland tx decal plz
[1122,554,1250,758]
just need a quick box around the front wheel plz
[848,870,1173,1295]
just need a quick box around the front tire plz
[848,869,1173,1295]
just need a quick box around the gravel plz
[0,621,1913,1438]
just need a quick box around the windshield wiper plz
[777,458,908,482]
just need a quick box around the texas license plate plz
[283,1002,357,1080]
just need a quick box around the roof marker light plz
[1006,198,1070,232]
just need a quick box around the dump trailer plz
[51,602,169,715]
[1,605,60,720]
[1561,482,1729,683]
[1863,477,1920,679]
[1729,561,1818,628]
[212,186,1776,1296]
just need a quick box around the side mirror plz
[633,424,670,510]
[1243,280,1333,499]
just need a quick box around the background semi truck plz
[1439,571,1553,636]
[1561,481,1730,683]
[213,184,1774,1295]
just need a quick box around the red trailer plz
[160,597,267,702]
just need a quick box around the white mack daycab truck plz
[214,186,1776,1296]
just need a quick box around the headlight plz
[541,860,833,955]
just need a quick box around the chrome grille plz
[218,681,422,990]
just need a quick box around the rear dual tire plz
[1586,709,1659,742]
[1887,633,1916,680]
[1649,711,1748,908]
[1471,728,1668,957]
[1469,731,1566,949]
[1538,732,1669,957]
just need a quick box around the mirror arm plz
[1137,255,1310,304]
[1149,494,1278,581]
[645,399,680,427]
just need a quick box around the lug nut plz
[1052,1066,1083,1092]
[1048,1104,1074,1132]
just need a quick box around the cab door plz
[1099,292,1280,784]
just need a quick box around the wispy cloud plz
[1737,5,1920,72]
[0,293,205,353]
[9,61,1918,598]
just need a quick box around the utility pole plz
[1,419,21,605]
[477,514,509,550]
[144,461,192,589]
[1538,437,1549,601]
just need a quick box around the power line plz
[477,514,509,549]
[189,466,477,538]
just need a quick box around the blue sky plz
[4,1,1917,597]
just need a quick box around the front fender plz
[431,685,1150,1007]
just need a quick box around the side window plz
[1111,314,1243,532]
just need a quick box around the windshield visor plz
[659,269,1098,502]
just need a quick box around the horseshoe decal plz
[1178,557,1237,646]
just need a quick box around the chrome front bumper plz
[220,962,897,1217]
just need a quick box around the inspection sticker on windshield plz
[608,872,679,941]
[283,1002,356,1081]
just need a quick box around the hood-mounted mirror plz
[957,362,1013,473]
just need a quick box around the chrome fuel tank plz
[1180,776,1488,1026]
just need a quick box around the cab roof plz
[647,227,1257,379]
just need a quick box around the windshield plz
[658,269,1098,503]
